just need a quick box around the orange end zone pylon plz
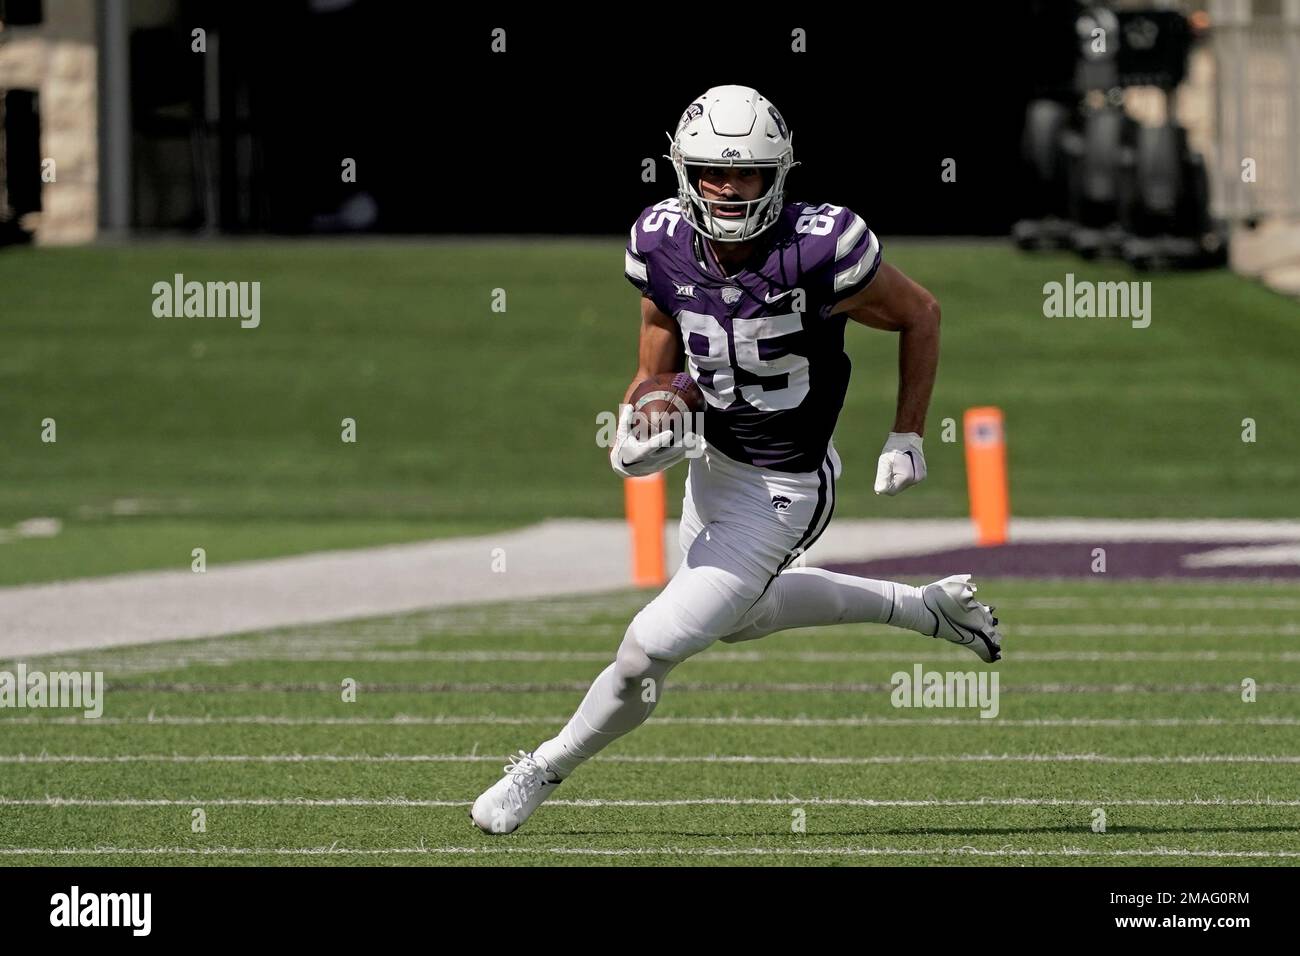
[625,473,667,587]
[963,406,1009,546]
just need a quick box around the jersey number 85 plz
[677,310,809,412]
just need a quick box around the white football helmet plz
[667,85,797,243]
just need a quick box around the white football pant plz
[533,441,933,778]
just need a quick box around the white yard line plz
[1019,596,1300,610]
[30,640,1300,678]
[81,680,1300,693]
[3,517,1299,658]
[10,649,1297,664]
[3,714,1297,728]
[1,752,1296,765]
[0,845,1295,859]
[1013,624,1300,637]
[16,641,1300,678]
[3,796,1299,808]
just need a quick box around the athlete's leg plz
[474,449,867,833]
[471,470,722,834]
[718,563,1003,664]
[716,443,997,655]
[533,515,780,776]
[531,624,677,777]
[720,566,935,643]
[533,451,802,777]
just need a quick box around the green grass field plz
[2,240,1298,585]
[2,578,1298,866]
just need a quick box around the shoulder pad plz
[629,198,686,259]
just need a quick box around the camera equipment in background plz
[1014,4,1229,271]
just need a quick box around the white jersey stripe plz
[835,214,867,261]
[834,230,880,293]
[624,251,648,282]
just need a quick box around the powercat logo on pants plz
[771,495,792,511]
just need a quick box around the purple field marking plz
[823,540,1300,580]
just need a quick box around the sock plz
[533,628,677,779]
[722,567,934,644]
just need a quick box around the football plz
[628,372,706,441]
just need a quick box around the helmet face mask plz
[672,154,791,243]
[666,85,797,244]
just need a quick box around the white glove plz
[610,403,687,477]
[874,432,927,495]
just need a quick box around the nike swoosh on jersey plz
[764,289,795,303]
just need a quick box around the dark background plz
[123,1,1080,236]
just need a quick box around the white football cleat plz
[922,574,1002,663]
[470,750,562,835]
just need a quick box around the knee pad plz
[616,623,677,692]
[629,585,754,662]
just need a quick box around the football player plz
[472,85,1002,834]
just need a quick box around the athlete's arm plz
[833,262,940,435]
[833,262,940,495]
[622,296,684,403]
[610,297,687,478]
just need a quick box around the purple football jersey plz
[624,198,882,472]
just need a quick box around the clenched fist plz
[874,432,927,496]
